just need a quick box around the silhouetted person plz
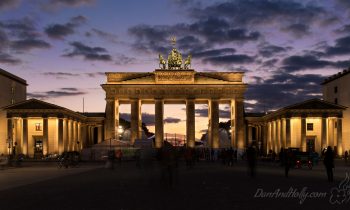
[279,148,285,166]
[284,149,293,177]
[227,147,234,166]
[323,146,334,182]
[161,141,177,187]
[345,150,349,164]
[247,145,257,177]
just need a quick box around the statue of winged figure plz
[159,54,166,69]
[184,54,192,69]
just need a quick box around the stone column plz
[43,117,48,155]
[247,125,252,145]
[131,99,141,144]
[7,118,13,153]
[155,98,164,148]
[186,98,195,148]
[22,117,28,155]
[285,118,291,148]
[115,99,119,141]
[235,99,245,149]
[69,119,74,151]
[328,118,335,148]
[64,119,68,151]
[210,99,219,149]
[337,118,343,156]
[300,117,306,152]
[104,99,116,140]
[321,117,327,150]
[230,99,236,148]
[276,120,281,150]
[280,119,285,148]
[58,118,64,154]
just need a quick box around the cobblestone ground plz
[0,161,349,210]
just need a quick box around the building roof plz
[282,98,346,110]
[321,67,350,85]
[245,112,266,117]
[263,98,346,120]
[0,68,27,85]
[3,98,64,110]
[79,112,105,118]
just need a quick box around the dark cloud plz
[63,41,112,61]
[119,113,156,126]
[202,54,254,65]
[0,53,21,65]
[323,36,350,57]
[114,54,137,65]
[85,72,105,77]
[45,15,87,39]
[335,24,350,34]
[88,28,118,43]
[281,23,310,38]
[0,0,20,11]
[282,55,332,72]
[191,0,326,27]
[164,117,182,124]
[42,72,80,78]
[258,44,290,58]
[245,73,325,112]
[28,88,86,100]
[11,39,51,51]
[42,0,95,10]
[128,17,261,55]
[0,18,51,53]
[192,48,236,58]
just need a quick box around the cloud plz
[28,88,86,99]
[282,53,350,72]
[0,18,51,53]
[202,54,254,65]
[45,15,87,39]
[119,113,156,126]
[85,72,105,77]
[334,24,350,34]
[282,55,332,72]
[164,117,182,124]
[0,0,21,11]
[323,35,350,57]
[258,44,291,58]
[191,0,326,28]
[281,23,310,38]
[87,28,118,43]
[128,17,261,55]
[42,72,80,78]
[63,41,112,61]
[42,0,95,11]
[245,73,325,112]
[11,39,51,51]
[192,48,236,58]
[0,53,21,65]
[114,54,137,65]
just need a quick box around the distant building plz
[246,99,346,156]
[322,67,350,155]
[0,68,27,108]
[0,68,27,155]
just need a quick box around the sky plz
[1,0,350,139]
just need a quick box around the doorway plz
[33,136,43,159]
[306,136,316,153]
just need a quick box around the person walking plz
[284,149,293,177]
[323,146,334,182]
[247,144,257,177]
[344,150,349,165]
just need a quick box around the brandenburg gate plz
[102,38,247,149]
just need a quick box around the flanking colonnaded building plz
[0,47,349,157]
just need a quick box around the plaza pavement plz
[0,160,349,210]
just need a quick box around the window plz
[334,86,338,93]
[35,123,42,131]
[335,98,338,104]
[307,123,313,131]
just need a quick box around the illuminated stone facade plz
[102,69,247,149]
[322,68,350,155]
[246,99,346,155]
[1,99,104,157]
